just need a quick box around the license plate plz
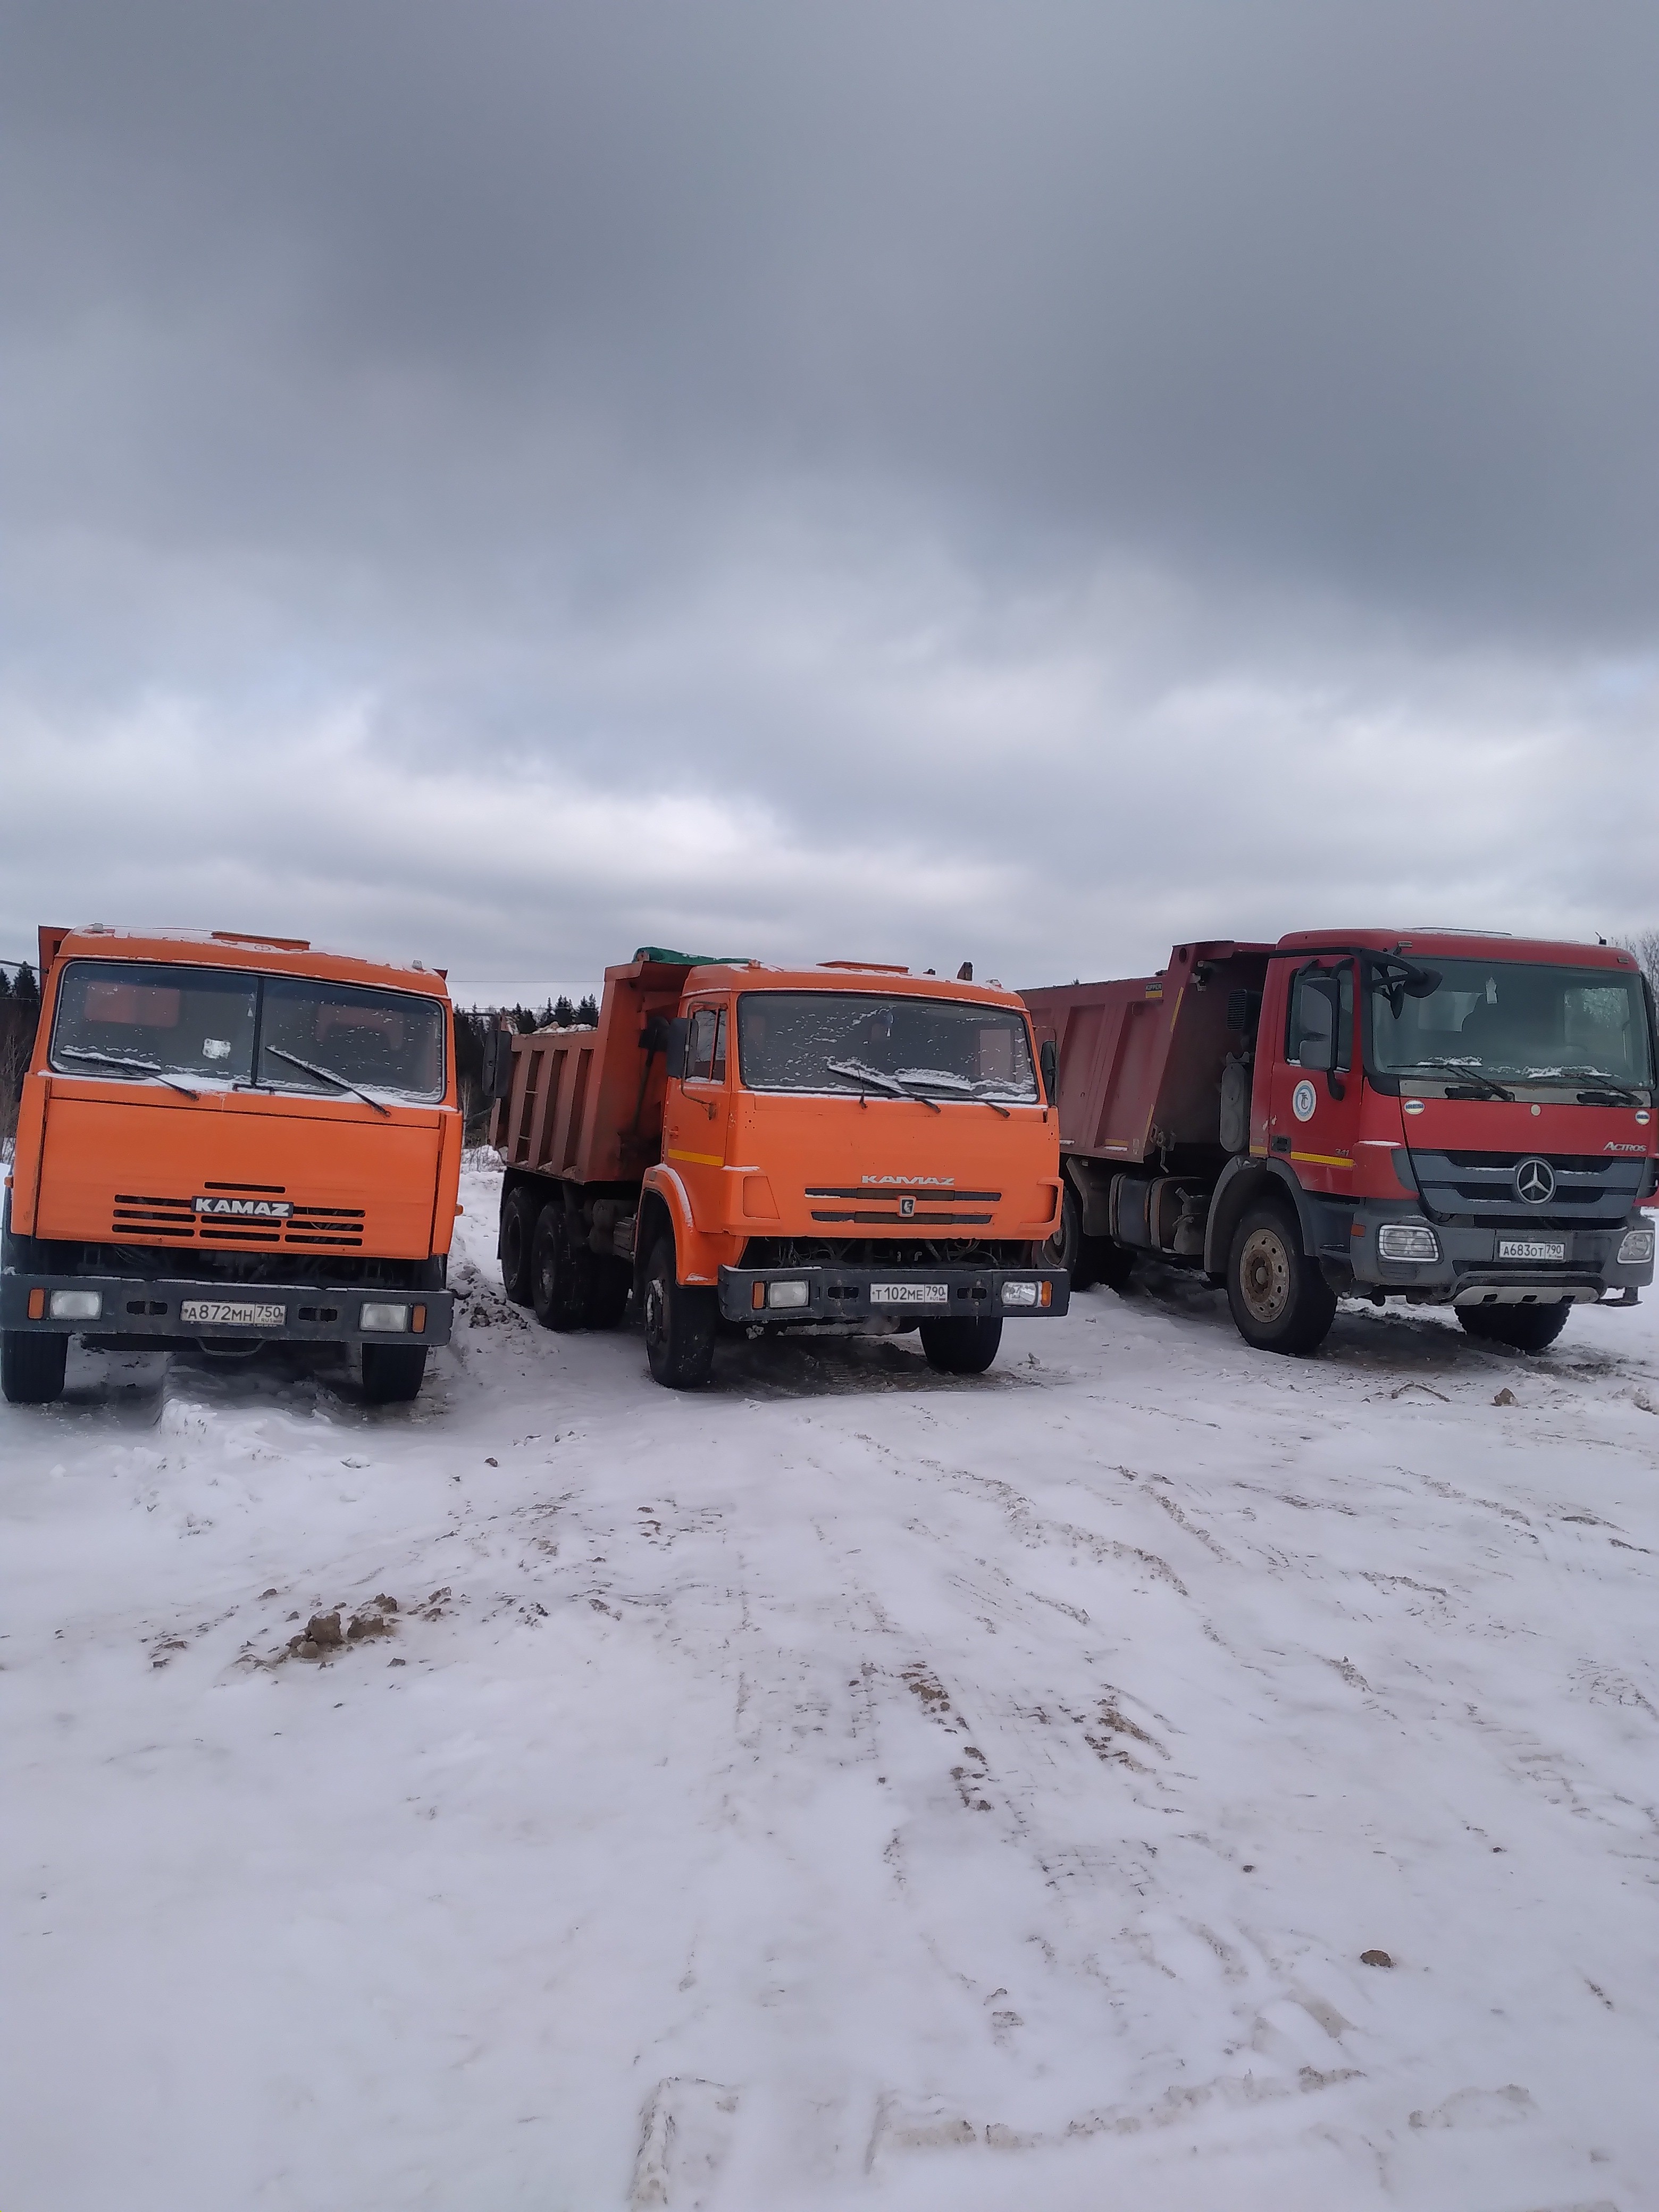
[869,1282,950,1306]
[1497,1238,1565,1263]
[178,1300,288,1328]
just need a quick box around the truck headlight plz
[359,1301,411,1333]
[1001,1280,1040,1308]
[48,1289,103,1321]
[1618,1227,1655,1265]
[1377,1222,1439,1263]
[766,1280,810,1310]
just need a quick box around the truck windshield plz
[736,991,1038,1103]
[257,977,446,1102]
[51,961,259,1083]
[49,961,446,1103]
[1369,958,1655,1094]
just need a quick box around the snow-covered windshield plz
[50,960,446,1102]
[737,991,1038,1102]
[51,960,259,1084]
[257,977,446,1102]
[1370,958,1654,1092]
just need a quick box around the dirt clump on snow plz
[283,1595,400,1663]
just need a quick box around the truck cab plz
[2,926,461,1404]
[491,952,1068,1387]
[1027,931,1657,1355]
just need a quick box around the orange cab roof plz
[40,925,452,1000]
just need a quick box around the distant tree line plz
[0,962,41,1147]
[452,992,599,1142]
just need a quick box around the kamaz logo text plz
[194,1196,293,1219]
[861,1175,954,1186]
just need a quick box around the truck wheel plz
[1457,1301,1571,1352]
[1226,1197,1335,1355]
[362,1343,428,1403]
[1043,1184,1096,1292]
[584,1256,632,1330]
[499,1185,539,1305]
[1092,1238,1136,1292]
[642,1234,716,1388]
[531,1204,591,1331]
[919,1314,1003,1375]
[2,1329,68,1406]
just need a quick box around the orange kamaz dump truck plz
[2,926,460,1405]
[487,950,1068,1386]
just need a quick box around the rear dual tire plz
[2,1329,68,1406]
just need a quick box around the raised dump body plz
[489,950,1068,1386]
[1026,930,1657,1356]
[3,926,460,1404]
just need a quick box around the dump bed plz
[1023,940,1272,1165]
[491,954,691,1186]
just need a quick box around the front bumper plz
[0,1271,455,1347]
[1340,1204,1653,1305]
[717,1263,1070,1325]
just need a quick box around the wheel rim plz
[1237,1226,1292,1324]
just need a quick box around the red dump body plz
[1024,941,1271,1167]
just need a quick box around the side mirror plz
[482,1025,516,1102]
[664,1016,690,1081]
[1039,1037,1058,1105]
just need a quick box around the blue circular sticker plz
[1292,1078,1318,1122]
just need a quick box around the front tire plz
[499,1184,539,1305]
[642,1234,716,1388]
[361,1343,428,1403]
[1457,1301,1571,1352]
[1225,1197,1336,1355]
[919,1314,1003,1375]
[531,1203,591,1331]
[2,1330,68,1405]
[1044,1183,1096,1292]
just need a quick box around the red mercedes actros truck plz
[1025,930,1657,1356]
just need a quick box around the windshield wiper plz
[826,1057,906,1101]
[1401,1059,1514,1103]
[58,1048,200,1099]
[1532,1066,1645,1106]
[263,1045,391,1116]
[893,1069,1017,1117]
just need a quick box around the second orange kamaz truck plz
[488,951,1068,1386]
[2,927,461,1405]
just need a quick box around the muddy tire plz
[499,1184,539,1305]
[919,1314,1003,1375]
[1225,1196,1335,1355]
[1457,1301,1571,1352]
[531,1203,591,1331]
[2,1329,68,1405]
[362,1343,428,1403]
[642,1234,716,1388]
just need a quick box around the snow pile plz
[3,1161,1657,2209]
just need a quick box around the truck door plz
[1268,959,1363,1200]
[663,999,732,1213]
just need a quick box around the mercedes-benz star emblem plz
[1514,1157,1555,1205]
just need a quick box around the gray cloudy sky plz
[3,0,1656,1003]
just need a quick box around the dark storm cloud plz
[2,2,1656,993]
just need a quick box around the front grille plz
[110,1189,365,1250]
[1409,1150,1645,1225]
[805,1183,999,1227]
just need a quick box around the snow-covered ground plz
[5,1160,1659,2212]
